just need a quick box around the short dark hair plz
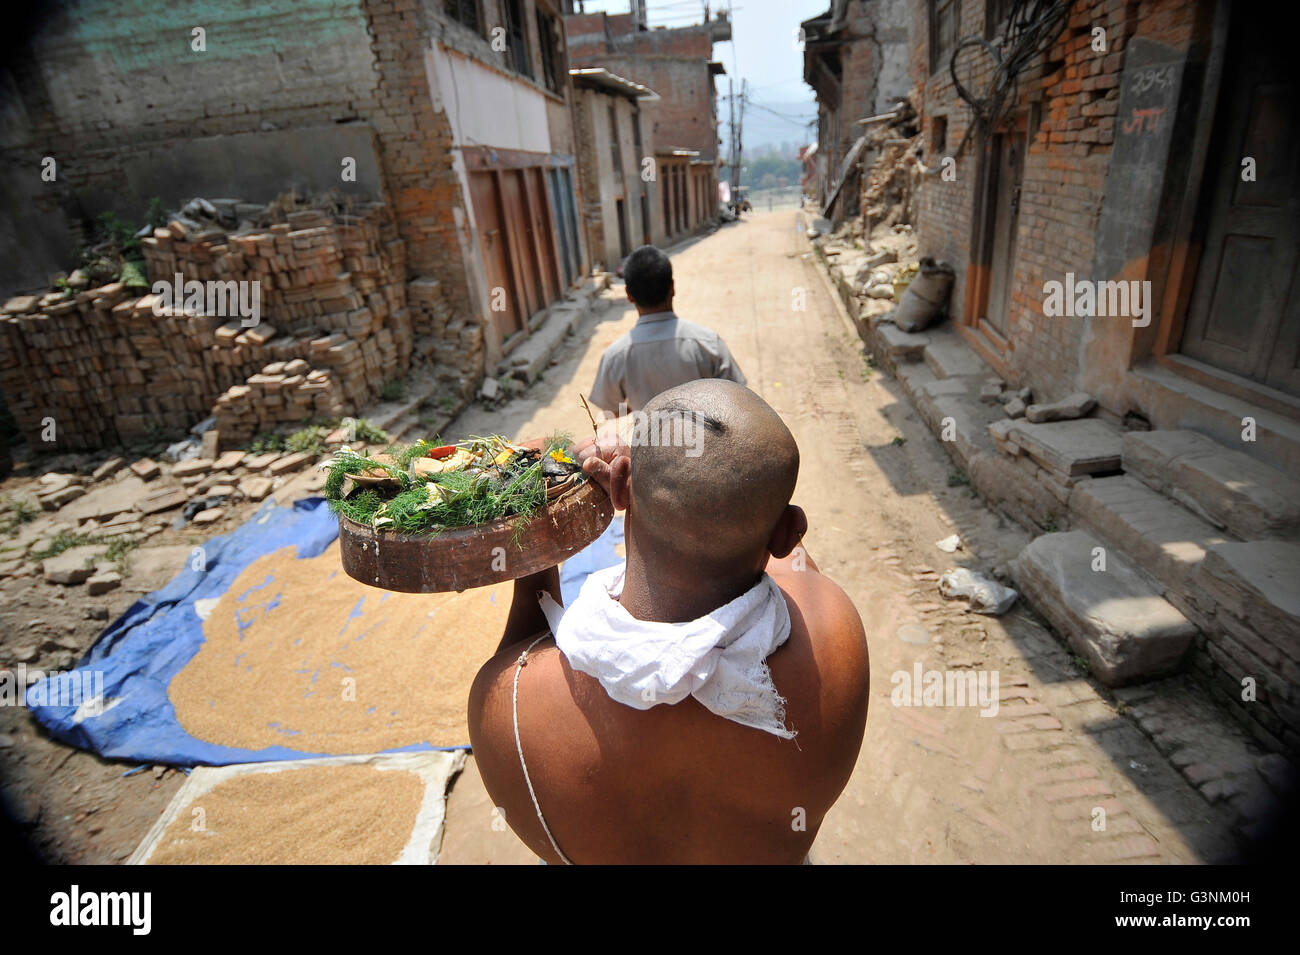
[622,245,673,307]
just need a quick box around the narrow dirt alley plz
[440,205,1242,864]
[3,207,1244,866]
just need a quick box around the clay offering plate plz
[337,474,612,593]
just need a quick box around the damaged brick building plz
[801,0,915,213]
[0,0,593,452]
[813,0,1300,806]
[569,67,664,271]
[564,3,730,243]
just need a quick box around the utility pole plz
[728,79,736,195]
[734,79,747,195]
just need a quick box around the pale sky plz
[572,0,829,154]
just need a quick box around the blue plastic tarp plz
[25,497,472,766]
[26,497,627,768]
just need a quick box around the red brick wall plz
[361,0,472,324]
[586,56,719,161]
[564,13,722,161]
[911,0,1203,401]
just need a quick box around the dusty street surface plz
[440,206,1241,864]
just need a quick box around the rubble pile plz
[139,197,414,447]
[858,98,921,230]
[0,194,479,453]
[406,276,484,401]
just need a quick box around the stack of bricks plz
[213,359,344,446]
[0,282,227,448]
[140,199,424,437]
[140,201,406,344]
[406,275,483,402]
[0,196,467,452]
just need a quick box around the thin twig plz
[579,394,599,445]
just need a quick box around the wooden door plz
[558,167,583,284]
[525,165,561,305]
[984,127,1026,335]
[549,168,575,287]
[616,198,629,260]
[1181,10,1300,395]
[500,169,542,319]
[469,171,523,339]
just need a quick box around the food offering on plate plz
[322,434,610,593]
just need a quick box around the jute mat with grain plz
[130,752,466,864]
[168,540,511,754]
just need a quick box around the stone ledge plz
[1070,475,1232,607]
[1124,430,1300,540]
[1198,541,1300,664]
[1004,417,1124,479]
[1009,530,1196,686]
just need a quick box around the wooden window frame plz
[503,0,533,79]
[929,0,961,77]
[536,6,563,95]
[444,0,483,37]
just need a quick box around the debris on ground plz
[935,534,964,553]
[938,568,1019,615]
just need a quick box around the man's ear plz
[625,288,636,306]
[609,454,632,512]
[767,505,807,559]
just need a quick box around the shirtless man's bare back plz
[468,380,869,864]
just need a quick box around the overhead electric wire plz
[743,95,815,125]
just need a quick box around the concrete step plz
[922,334,991,380]
[497,302,582,383]
[876,323,929,363]
[893,358,938,405]
[910,376,1002,472]
[997,417,1125,480]
[365,377,442,435]
[1009,530,1197,686]
[1070,475,1233,621]
[386,413,420,442]
[1197,540,1300,669]
[1123,430,1300,540]
[1191,540,1300,755]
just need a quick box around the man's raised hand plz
[574,425,631,509]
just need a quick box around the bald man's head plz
[628,380,799,568]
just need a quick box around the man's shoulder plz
[769,569,869,701]
[772,566,864,635]
[599,330,635,360]
[663,315,724,343]
[623,313,720,344]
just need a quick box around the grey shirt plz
[588,310,747,413]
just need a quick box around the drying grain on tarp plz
[168,540,511,752]
[146,763,424,864]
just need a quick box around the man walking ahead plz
[589,245,747,415]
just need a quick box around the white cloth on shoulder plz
[538,563,797,739]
